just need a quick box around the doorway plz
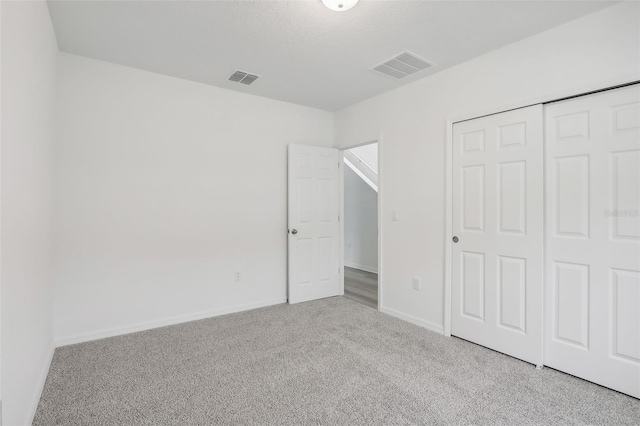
[342,143,379,309]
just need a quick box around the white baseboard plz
[380,305,444,335]
[21,344,55,426]
[344,262,378,274]
[55,297,286,348]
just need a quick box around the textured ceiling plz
[47,0,617,111]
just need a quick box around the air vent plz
[228,70,260,85]
[372,51,433,79]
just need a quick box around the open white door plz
[451,105,544,365]
[288,144,341,304]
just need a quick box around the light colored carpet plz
[34,297,639,425]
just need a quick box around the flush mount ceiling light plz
[322,0,359,12]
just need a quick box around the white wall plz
[1,0,3,411]
[334,2,640,332]
[349,143,378,174]
[1,1,58,425]
[54,53,333,345]
[344,165,378,273]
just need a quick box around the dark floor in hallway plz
[344,266,377,309]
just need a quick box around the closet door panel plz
[544,84,640,398]
[452,105,544,365]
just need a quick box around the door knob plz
[291,229,298,235]
[452,236,459,243]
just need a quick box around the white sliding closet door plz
[452,105,544,365]
[544,84,640,398]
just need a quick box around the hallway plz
[344,266,378,309]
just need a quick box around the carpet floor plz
[34,297,639,425]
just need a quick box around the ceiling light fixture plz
[322,0,358,12]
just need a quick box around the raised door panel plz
[612,269,640,363]
[553,262,590,349]
[554,111,590,142]
[498,122,527,149]
[612,102,640,133]
[498,161,526,235]
[462,165,485,232]
[462,251,485,321]
[553,155,590,238]
[296,177,314,224]
[498,256,526,333]
[611,151,640,240]
[295,238,313,287]
[462,130,485,154]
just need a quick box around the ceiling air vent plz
[228,70,260,85]
[372,51,433,79]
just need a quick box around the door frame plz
[444,78,640,338]
[338,138,383,311]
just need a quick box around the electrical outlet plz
[235,271,242,282]
[412,277,420,290]
[392,210,398,221]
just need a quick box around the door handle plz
[452,236,459,243]
[291,229,298,235]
